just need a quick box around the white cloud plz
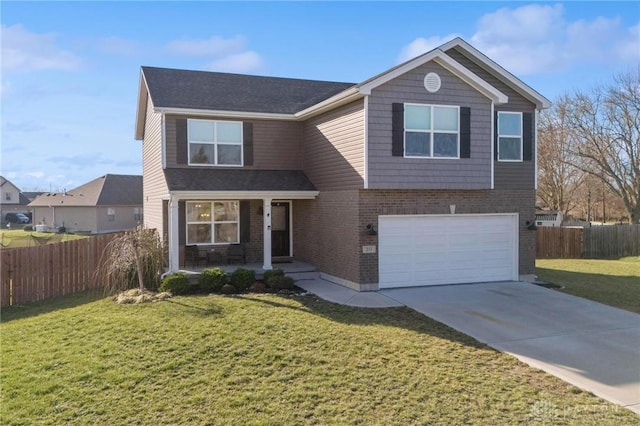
[165,35,264,73]
[399,3,640,75]
[206,51,263,73]
[397,34,460,63]
[166,35,246,57]
[25,171,45,179]
[0,24,82,74]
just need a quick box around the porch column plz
[262,198,272,270]
[168,196,180,273]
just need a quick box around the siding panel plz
[302,100,365,191]
[142,94,168,237]
[368,61,492,189]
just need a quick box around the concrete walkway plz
[297,277,640,414]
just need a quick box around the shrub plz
[230,268,255,291]
[263,268,284,286]
[199,268,228,293]
[160,272,190,295]
[221,284,237,294]
[268,275,295,290]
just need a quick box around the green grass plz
[1,292,637,425]
[0,229,87,248]
[536,257,640,314]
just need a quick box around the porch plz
[176,259,317,280]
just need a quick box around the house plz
[134,37,550,291]
[29,174,143,234]
[0,176,34,223]
[535,210,563,227]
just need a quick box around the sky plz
[1,1,638,191]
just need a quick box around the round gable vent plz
[424,72,441,93]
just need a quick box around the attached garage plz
[378,214,518,288]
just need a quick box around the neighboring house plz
[29,174,143,234]
[535,210,564,227]
[0,176,33,222]
[134,37,550,291]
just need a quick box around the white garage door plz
[379,214,518,288]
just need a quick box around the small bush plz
[160,272,190,295]
[268,275,295,290]
[263,268,284,286]
[199,268,228,293]
[230,268,255,291]
[221,284,237,294]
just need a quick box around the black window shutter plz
[243,122,253,166]
[240,201,250,243]
[176,118,188,165]
[392,103,404,157]
[460,107,471,158]
[522,112,534,161]
[493,111,499,160]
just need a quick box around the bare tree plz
[537,95,586,217]
[565,69,640,223]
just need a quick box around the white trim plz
[168,196,180,272]
[497,111,523,162]
[363,95,369,189]
[294,87,361,119]
[170,190,318,200]
[534,109,539,190]
[155,106,297,121]
[358,50,508,105]
[490,102,495,189]
[134,72,149,140]
[403,103,460,159]
[438,38,551,109]
[161,112,166,169]
[263,198,272,270]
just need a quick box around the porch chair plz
[185,245,205,268]
[227,244,245,265]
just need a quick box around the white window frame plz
[133,207,143,222]
[107,208,116,222]
[404,103,460,159]
[187,119,243,167]
[497,111,523,162]
[186,200,240,245]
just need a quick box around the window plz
[188,119,242,166]
[404,104,459,158]
[186,201,239,245]
[498,112,522,161]
[107,208,116,222]
[133,207,143,222]
[4,192,11,201]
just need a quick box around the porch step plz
[287,271,320,281]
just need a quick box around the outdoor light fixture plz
[366,224,377,236]
[526,220,537,231]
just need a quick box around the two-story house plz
[134,37,550,291]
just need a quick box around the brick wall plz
[294,191,361,283]
[358,189,536,284]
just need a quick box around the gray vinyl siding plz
[302,100,365,191]
[96,206,142,233]
[142,94,168,237]
[367,61,492,190]
[446,47,537,190]
[165,115,303,170]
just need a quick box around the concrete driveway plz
[380,281,640,414]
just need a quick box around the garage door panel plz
[379,214,518,288]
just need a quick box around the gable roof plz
[29,174,142,207]
[142,66,355,115]
[135,37,550,139]
[0,176,32,205]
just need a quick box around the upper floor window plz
[188,119,242,166]
[186,201,239,245]
[498,112,522,161]
[404,104,459,158]
[4,192,11,201]
[133,207,143,222]
[107,208,116,222]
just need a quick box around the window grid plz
[404,104,459,159]
[497,111,523,162]
[186,201,239,245]
[187,119,243,167]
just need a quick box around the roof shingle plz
[163,168,317,192]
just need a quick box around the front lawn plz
[1,291,637,425]
[536,257,640,314]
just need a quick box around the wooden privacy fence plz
[0,233,121,307]
[536,224,640,259]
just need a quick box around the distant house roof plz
[29,174,142,207]
[163,168,317,192]
[141,66,355,115]
[22,192,45,202]
[0,176,32,206]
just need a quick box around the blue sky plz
[1,1,638,191]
